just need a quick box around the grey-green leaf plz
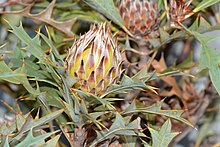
[149,119,179,147]
[193,32,220,95]
[193,0,220,13]
[15,130,56,147]
[82,0,127,32]
[3,136,10,147]
[44,134,61,147]
[124,100,194,128]
[7,21,47,63]
[21,109,63,133]
[0,61,40,95]
[91,113,142,146]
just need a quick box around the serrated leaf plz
[43,87,64,108]
[29,109,63,131]
[0,61,40,95]
[82,0,128,33]
[193,32,220,95]
[101,75,147,98]
[12,109,63,142]
[124,100,136,113]
[75,89,116,111]
[24,60,50,80]
[7,22,47,63]
[18,109,63,135]
[124,100,194,128]
[44,134,61,147]
[90,112,105,120]
[91,113,143,146]
[108,113,126,132]
[39,32,63,63]
[193,0,220,13]
[132,67,149,81]
[4,0,76,36]
[148,119,179,147]
[0,61,21,84]
[15,129,56,147]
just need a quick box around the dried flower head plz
[169,0,192,25]
[118,0,159,39]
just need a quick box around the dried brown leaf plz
[0,0,76,36]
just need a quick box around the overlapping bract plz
[169,0,192,24]
[66,23,123,95]
[118,0,159,39]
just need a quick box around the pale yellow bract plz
[66,23,123,95]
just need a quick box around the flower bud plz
[118,0,159,39]
[66,23,123,95]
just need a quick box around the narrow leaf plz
[15,130,56,147]
[101,75,147,98]
[124,101,194,128]
[3,136,10,147]
[193,0,220,13]
[21,109,63,133]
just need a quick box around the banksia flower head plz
[118,0,159,39]
[66,23,123,95]
[168,0,192,25]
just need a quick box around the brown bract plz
[169,0,192,24]
[118,0,159,39]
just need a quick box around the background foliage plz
[0,0,220,146]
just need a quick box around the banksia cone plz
[118,0,159,39]
[169,0,192,24]
[66,23,123,95]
